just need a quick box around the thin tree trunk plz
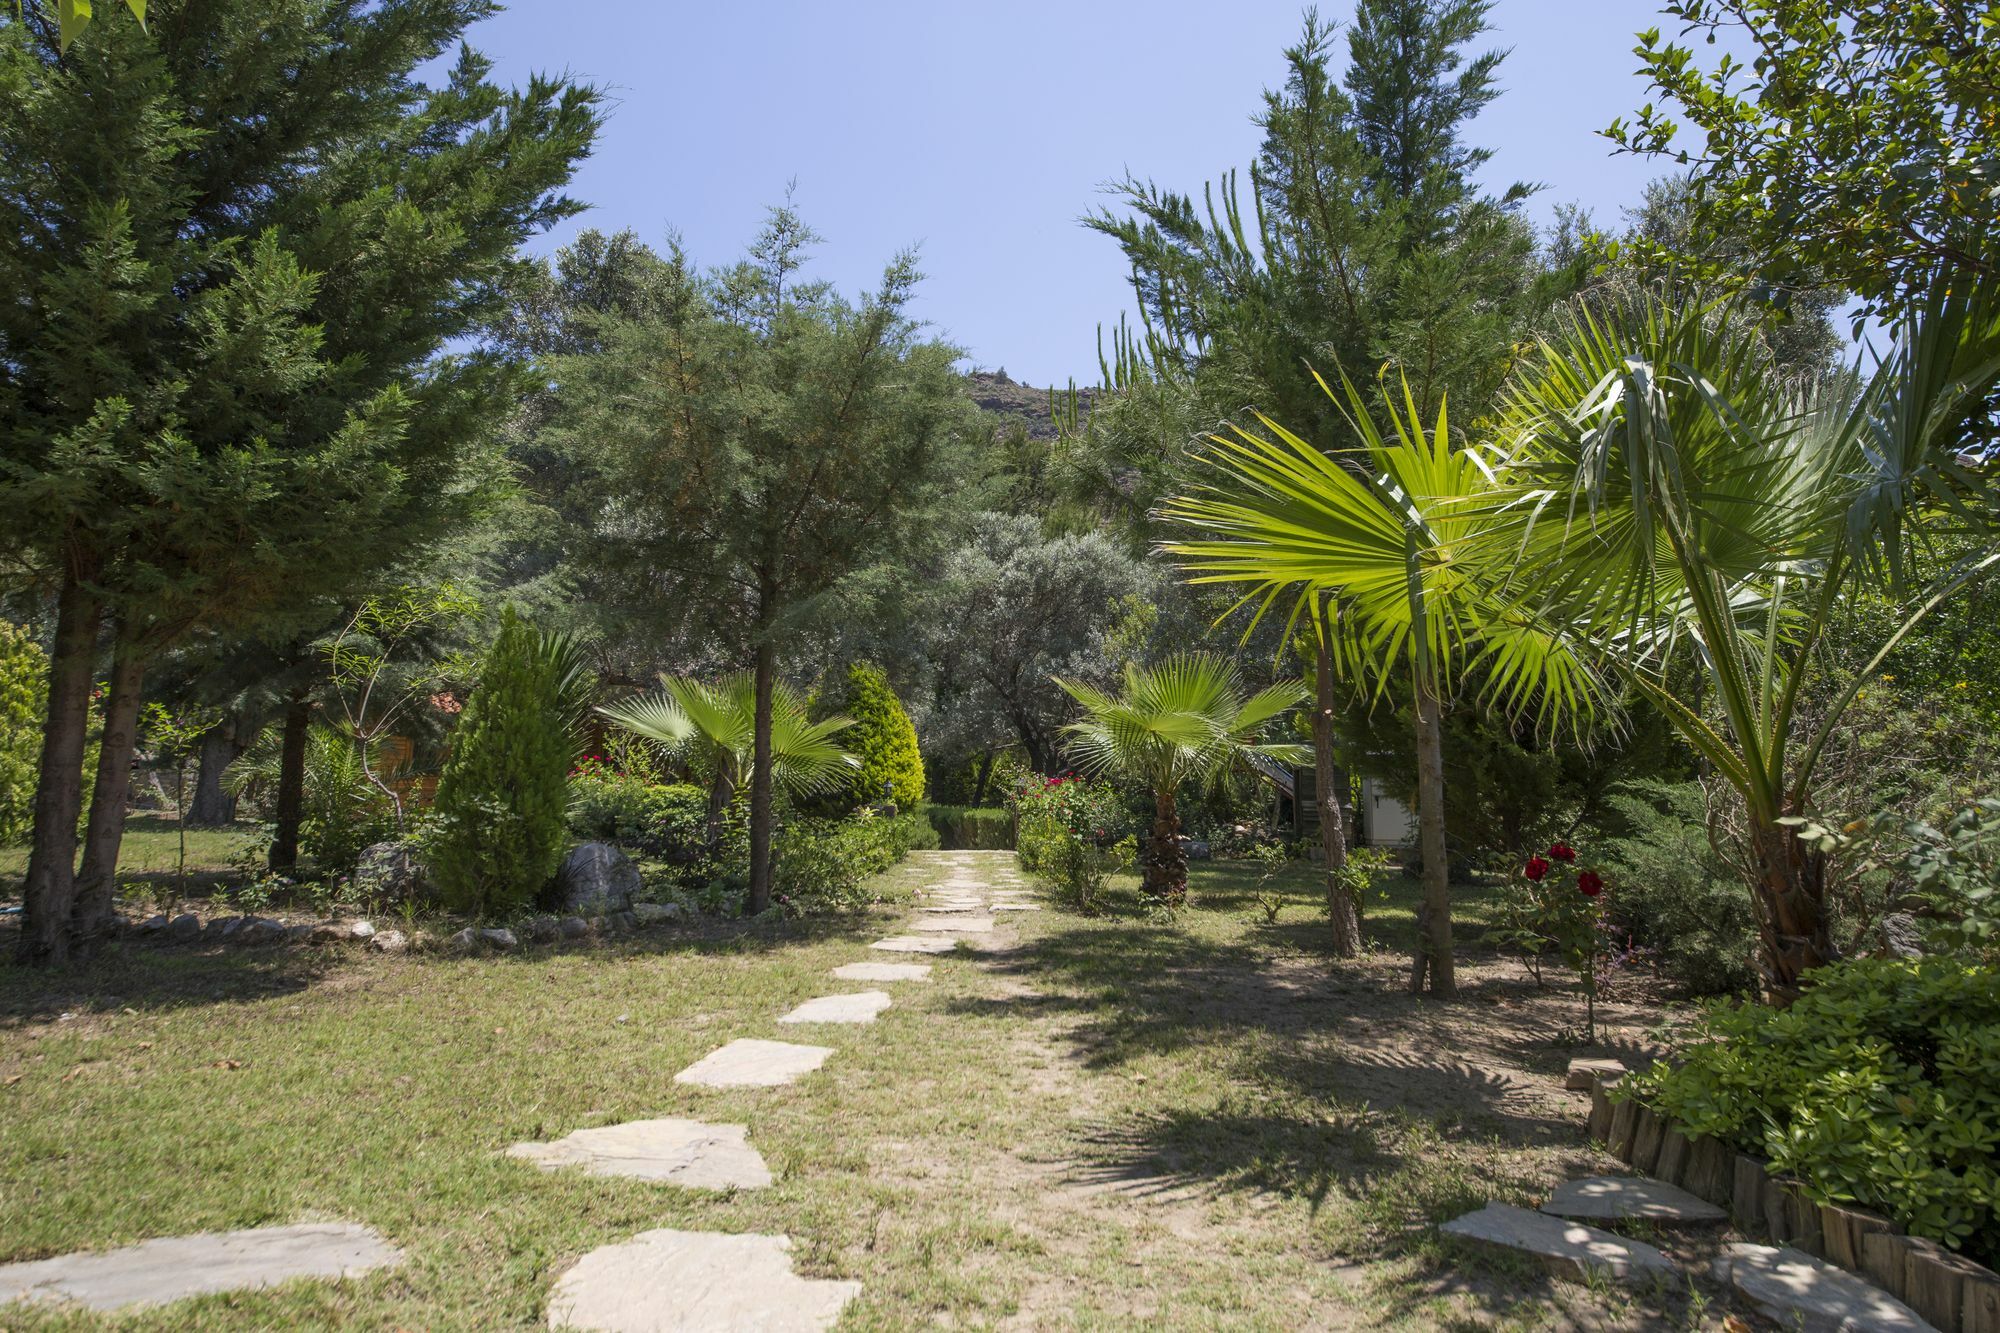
[1408,675,1455,996]
[72,628,145,939]
[703,767,735,857]
[19,573,101,966]
[1145,785,1187,907]
[185,720,244,827]
[1313,596,1359,958]
[970,750,996,807]
[268,689,311,874]
[1750,810,1838,1005]
[745,636,777,914]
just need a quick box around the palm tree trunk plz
[1750,810,1838,1005]
[1145,785,1187,907]
[1408,675,1455,996]
[703,766,735,857]
[268,688,311,874]
[19,572,102,966]
[745,637,777,914]
[72,627,146,939]
[1314,596,1360,958]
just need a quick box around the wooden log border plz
[1586,1072,2000,1333]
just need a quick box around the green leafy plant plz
[1015,774,1134,913]
[1595,781,1759,997]
[1625,958,2000,1264]
[771,810,931,918]
[1786,797,2000,962]
[425,608,570,917]
[1489,842,1610,1039]
[0,621,46,848]
[829,662,924,808]
[922,804,1013,851]
[1250,840,1291,924]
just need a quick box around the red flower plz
[1548,842,1577,863]
[1578,870,1605,897]
[1524,855,1550,881]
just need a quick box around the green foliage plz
[0,622,45,846]
[1627,959,2000,1264]
[1015,775,1134,912]
[1593,782,1757,997]
[1607,2,2000,324]
[832,662,923,808]
[1786,797,2000,964]
[563,763,709,860]
[298,726,395,878]
[923,804,1013,851]
[598,674,858,800]
[771,810,930,918]
[426,609,570,916]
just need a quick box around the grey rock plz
[911,915,994,934]
[869,935,959,954]
[135,914,168,935]
[508,1118,772,1190]
[447,927,480,953]
[1876,912,1926,960]
[164,914,201,942]
[0,1222,403,1314]
[1712,1243,1936,1332]
[351,841,426,905]
[777,991,892,1025]
[1541,1176,1727,1224]
[556,841,641,916]
[557,916,591,939]
[1441,1203,1677,1284]
[210,917,249,941]
[283,924,315,942]
[476,927,518,953]
[545,1229,857,1332]
[673,1039,834,1089]
[308,922,351,944]
[1566,1057,1629,1091]
[522,916,560,944]
[347,920,376,942]
[831,962,931,982]
[630,902,680,927]
[237,918,287,946]
[606,910,638,933]
[368,929,408,955]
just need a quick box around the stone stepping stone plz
[911,916,995,933]
[831,962,931,982]
[673,1039,833,1089]
[778,991,892,1025]
[1566,1057,1628,1090]
[919,903,983,913]
[1713,1243,1936,1332]
[1542,1176,1725,1224]
[547,1228,859,1332]
[870,936,958,954]
[989,903,1040,912]
[1440,1203,1675,1284]
[0,1223,402,1314]
[508,1118,771,1190]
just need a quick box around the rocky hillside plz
[966,369,1094,439]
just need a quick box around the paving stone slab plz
[1565,1057,1629,1090]
[672,1039,833,1089]
[919,903,984,913]
[508,1119,771,1190]
[0,1223,403,1314]
[870,936,959,954]
[910,916,995,933]
[831,962,931,982]
[546,1228,859,1332]
[989,903,1040,912]
[778,991,892,1025]
[1440,1204,1676,1284]
[1542,1176,1726,1224]
[1713,1243,1936,1332]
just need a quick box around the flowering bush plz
[1492,840,1612,1039]
[1014,773,1133,911]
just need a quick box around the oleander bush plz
[1626,957,2000,1264]
[1015,774,1133,910]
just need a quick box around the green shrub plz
[1593,781,1758,996]
[924,803,1013,850]
[426,609,570,916]
[772,809,929,916]
[831,662,924,808]
[1016,775,1132,910]
[0,622,45,847]
[300,726,396,876]
[565,764,709,858]
[1626,957,2000,1264]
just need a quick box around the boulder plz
[476,927,518,953]
[447,927,480,954]
[351,841,426,905]
[369,929,408,955]
[631,902,681,927]
[347,920,376,942]
[557,916,591,939]
[164,913,201,942]
[1876,913,1925,959]
[284,924,315,942]
[135,914,168,935]
[555,842,641,916]
[522,916,560,944]
[237,918,287,946]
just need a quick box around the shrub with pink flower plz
[1491,841,1613,1041]
[1013,774,1132,911]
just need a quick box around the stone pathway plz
[545,1229,861,1332]
[0,1223,403,1314]
[869,934,959,954]
[1541,1175,1726,1224]
[778,990,892,1025]
[673,1038,834,1089]
[1714,1243,1937,1332]
[1442,1203,1676,1284]
[508,1119,772,1191]
[831,961,930,982]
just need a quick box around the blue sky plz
[463,0,1688,386]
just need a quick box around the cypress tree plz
[426,609,569,918]
[835,662,925,809]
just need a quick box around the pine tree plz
[426,609,570,917]
[0,3,599,961]
[835,663,925,809]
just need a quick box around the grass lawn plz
[0,851,1748,1329]
[0,815,262,886]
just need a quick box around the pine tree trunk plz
[745,637,777,915]
[185,721,243,827]
[1751,810,1839,1005]
[1145,785,1187,907]
[268,690,311,874]
[19,573,101,966]
[71,629,145,939]
[1407,675,1455,996]
[1314,597,1360,958]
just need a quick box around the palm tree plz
[1487,285,2000,1001]
[1162,375,1601,996]
[598,674,858,863]
[1055,653,1308,908]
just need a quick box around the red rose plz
[1578,870,1605,897]
[1548,842,1577,863]
[1524,855,1550,881]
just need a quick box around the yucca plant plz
[1162,375,1601,995]
[598,674,858,870]
[1055,652,1307,909]
[1488,281,2000,1001]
